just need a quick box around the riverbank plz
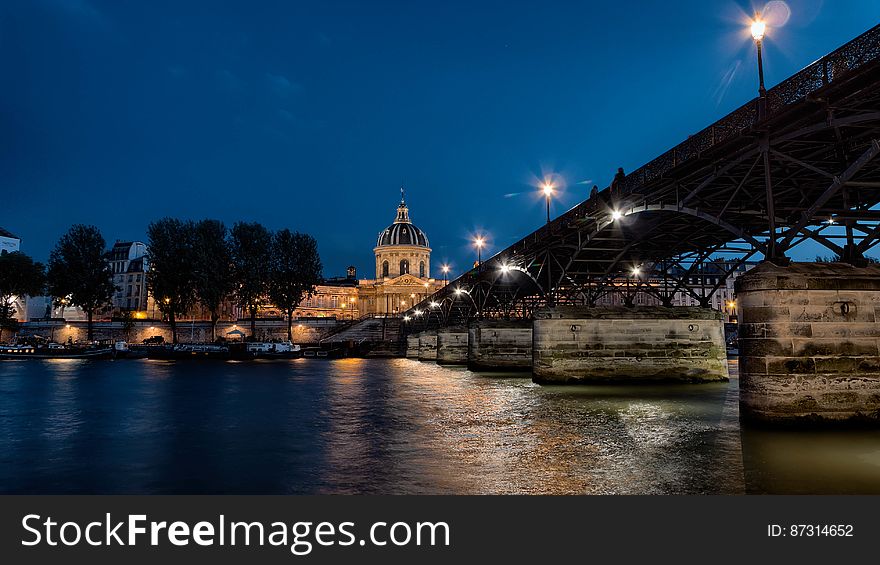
[16,318,343,346]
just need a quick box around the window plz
[419,261,425,278]
[382,261,389,277]
[400,259,409,275]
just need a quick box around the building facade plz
[357,195,445,315]
[0,227,20,256]
[109,241,151,313]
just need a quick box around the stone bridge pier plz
[532,306,729,384]
[467,320,533,372]
[417,330,438,361]
[436,327,468,365]
[406,334,420,358]
[736,262,880,423]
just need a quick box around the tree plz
[146,218,197,344]
[193,219,234,341]
[0,251,46,342]
[268,230,323,341]
[47,225,115,341]
[120,310,136,342]
[230,222,272,339]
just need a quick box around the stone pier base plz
[405,335,420,358]
[467,320,533,372]
[436,328,468,365]
[532,306,729,384]
[736,262,880,423]
[417,331,438,361]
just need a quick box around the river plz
[1,358,879,494]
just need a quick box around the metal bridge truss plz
[406,24,880,332]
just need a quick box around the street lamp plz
[441,264,450,283]
[474,236,485,269]
[751,17,767,98]
[541,181,555,224]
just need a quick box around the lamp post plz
[751,19,767,96]
[441,264,450,284]
[474,237,485,270]
[542,181,554,224]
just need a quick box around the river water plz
[1,357,879,494]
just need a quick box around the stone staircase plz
[321,316,403,356]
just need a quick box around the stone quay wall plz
[17,319,340,345]
[532,306,728,384]
[736,262,880,423]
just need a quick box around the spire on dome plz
[395,189,411,223]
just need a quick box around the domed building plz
[357,192,446,315]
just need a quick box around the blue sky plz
[2,0,878,276]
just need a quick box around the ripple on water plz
[0,358,878,493]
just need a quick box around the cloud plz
[266,73,304,97]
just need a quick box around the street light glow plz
[454,288,463,295]
[612,210,622,221]
[500,264,511,274]
[403,316,411,322]
[542,182,554,196]
[751,19,766,41]
[474,236,485,249]
[441,264,450,273]
[631,267,641,276]
[429,301,439,308]
[414,309,422,316]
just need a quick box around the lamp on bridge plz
[473,236,486,269]
[441,264,450,283]
[750,17,767,98]
[541,181,555,224]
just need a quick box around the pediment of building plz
[383,274,428,287]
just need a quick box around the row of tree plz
[146,218,322,343]
[0,221,323,344]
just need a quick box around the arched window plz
[382,261,389,277]
[419,261,425,278]
[400,259,409,275]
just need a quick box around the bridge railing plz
[622,22,880,194]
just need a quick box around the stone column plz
[417,330,438,361]
[736,262,880,423]
[436,327,468,365]
[467,320,533,372]
[532,306,728,384]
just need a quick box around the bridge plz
[400,23,880,425]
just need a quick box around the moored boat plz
[0,344,114,360]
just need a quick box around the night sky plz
[3,1,879,277]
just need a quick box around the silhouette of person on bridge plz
[611,167,625,201]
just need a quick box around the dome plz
[376,198,430,248]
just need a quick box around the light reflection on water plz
[0,357,878,494]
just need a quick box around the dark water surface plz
[1,358,879,494]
